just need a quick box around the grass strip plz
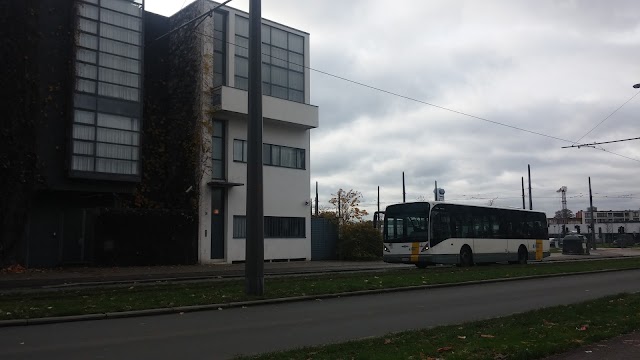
[240,293,640,360]
[2,258,640,321]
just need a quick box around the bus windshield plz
[385,214,429,242]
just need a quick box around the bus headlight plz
[383,244,390,252]
[421,244,429,252]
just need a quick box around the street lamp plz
[634,83,640,89]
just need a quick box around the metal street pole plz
[434,181,437,201]
[589,177,596,250]
[521,177,525,209]
[315,181,318,216]
[245,0,264,296]
[377,186,380,212]
[528,164,532,210]
[338,189,342,225]
[402,172,406,203]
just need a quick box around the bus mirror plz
[373,211,384,229]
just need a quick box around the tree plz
[338,222,382,260]
[328,189,369,224]
[554,209,574,220]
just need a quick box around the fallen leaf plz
[437,346,453,352]
[576,325,589,331]
[585,351,593,353]
[384,338,392,344]
[481,334,495,338]
[543,319,557,326]
[457,336,466,339]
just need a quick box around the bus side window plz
[431,209,451,245]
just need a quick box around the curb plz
[1,267,638,328]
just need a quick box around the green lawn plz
[240,293,640,360]
[2,258,640,320]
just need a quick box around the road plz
[2,270,640,359]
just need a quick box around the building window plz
[213,11,227,87]
[72,0,142,177]
[233,216,305,238]
[234,15,305,103]
[264,143,304,169]
[233,139,247,162]
[233,215,246,238]
[212,120,225,179]
[233,139,305,169]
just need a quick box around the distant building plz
[548,207,640,242]
[584,209,640,223]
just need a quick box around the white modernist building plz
[171,1,319,264]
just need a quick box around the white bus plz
[374,202,549,268]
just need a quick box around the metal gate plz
[311,217,338,260]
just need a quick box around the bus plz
[373,202,549,268]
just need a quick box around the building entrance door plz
[210,188,225,259]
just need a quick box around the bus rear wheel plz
[459,246,473,267]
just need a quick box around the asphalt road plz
[2,270,640,360]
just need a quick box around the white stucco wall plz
[195,1,315,264]
[223,119,311,262]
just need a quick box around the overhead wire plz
[184,28,640,162]
[573,91,640,144]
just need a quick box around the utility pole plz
[315,181,318,216]
[377,186,380,212]
[338,189,342,225]
[245,0,263,296]
[521,177,525,209]
[589,177,596,250]
[434,181,438,201]
[527,164,532,210]
[402,172,406,203]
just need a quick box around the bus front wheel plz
[459,246,473,267]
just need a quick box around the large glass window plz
[72,0,142,177]
[233,139,305,170]
[234,15,305,103]
[213,11,227,87]
[430,204,549,241]
[233,216,305,238]
[212,121,225,179]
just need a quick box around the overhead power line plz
[189,31,640,162]
[572,90,640,144]
[562,136,640,148]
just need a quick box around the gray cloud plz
[147,0,640,217]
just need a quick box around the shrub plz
[338,221,383,260]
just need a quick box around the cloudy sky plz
[146,0,640,218]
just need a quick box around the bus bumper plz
[383,254,458,265]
